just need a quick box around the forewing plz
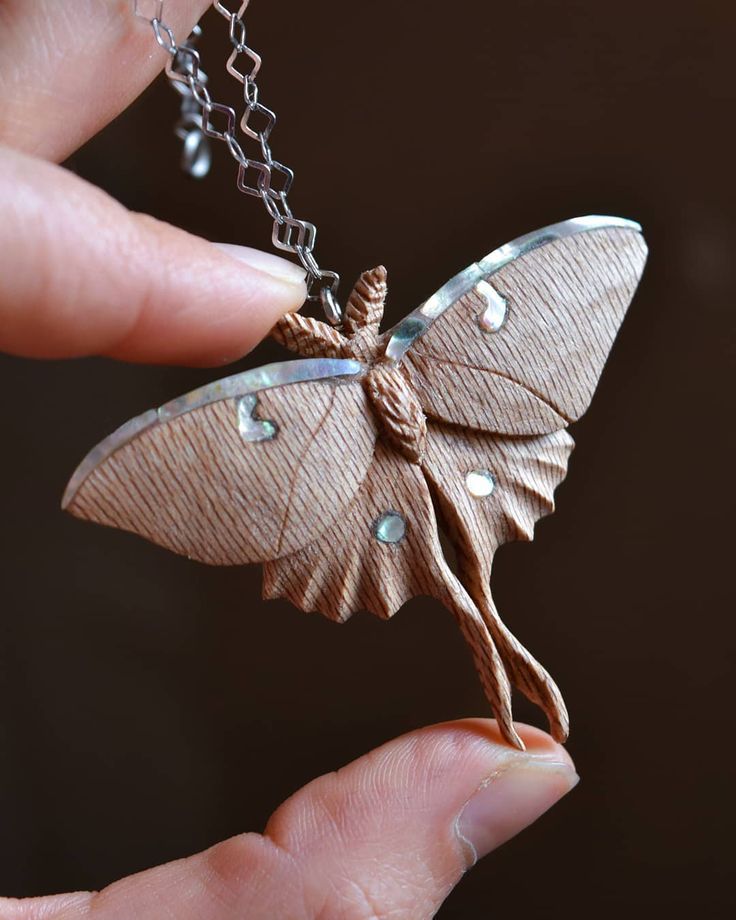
[398,217,648,434]
[422,422,575,587]
[63,360,376,565]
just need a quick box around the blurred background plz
[1,0,734,915]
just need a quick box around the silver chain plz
[133,1,341,324]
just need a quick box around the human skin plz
[0,3,578,917]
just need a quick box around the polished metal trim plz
[63,358,364,509]
[384,215,643,361]
[477,214,642,274]
[155,358,363,422]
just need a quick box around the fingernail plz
[213,243,307,286]
[456,760,579,865]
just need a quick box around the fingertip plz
[435,720,577,865]
[456,759,579,866]
[266,717,577,864]
[505,720,575,769]
[442,718,574,769]
[212,243,307,290]
[104,220,308,366]
[0,151,307,366]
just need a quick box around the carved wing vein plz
[274,386,338,557]
[411,348,572,423]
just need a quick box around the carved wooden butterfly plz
[63,216,648,749]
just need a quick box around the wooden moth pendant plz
[63,216,648,749]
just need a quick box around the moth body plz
[363,362,427,464]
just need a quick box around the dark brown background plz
[1,0,734,915]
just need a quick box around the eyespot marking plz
[465,469,496,498]
[373,511,406,544]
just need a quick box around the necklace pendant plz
[63,215,647,749]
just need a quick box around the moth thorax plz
[364,363,427,464]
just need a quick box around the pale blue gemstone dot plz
[373,511,406,544]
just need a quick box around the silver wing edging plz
[62,358,364,510]
[64,214,642,506]
[384,214,644,362]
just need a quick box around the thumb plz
[4,720,577,920]
[260,718,578,917]
[0,145,306,366]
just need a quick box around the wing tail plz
[474,582,569,742]
[434,570,523,750]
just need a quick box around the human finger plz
[0,720,577,920]
[0,145,305,366]
[0,0,212,161]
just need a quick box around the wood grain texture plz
[364,362,427,463]
[262,422,573,745]
[263,440,524,748]
[273,266,387,364]
[422,422,575,739]
[67,380,377,565]
[408,355,567,435]
[66,220,648,747]
[406,227,648,434]
[422,423,574,586]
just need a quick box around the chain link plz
[133,0,341,323]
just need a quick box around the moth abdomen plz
[364,363,427,464]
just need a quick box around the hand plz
[2,721,576,919]
[0,1,306,365]
[0,4,578,917]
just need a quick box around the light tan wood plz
[67,380,377,565]
[273,266,387,364]
[422,422,575,740]
[364,362,427,463]
[422,423,574,586]
[265,226,646,743]
[406,228,648,434]
[263,439,523,748]
[66,222,648,747]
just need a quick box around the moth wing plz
[63,359,377,565]
[263,439,522,745]
[422,422,575,587]
[263,441,442,621]
[394,217,648,435]
[421,423,575,741]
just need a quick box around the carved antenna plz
[271,312,348,359]
[343,266,387,337]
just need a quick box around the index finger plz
[0,0,211,161]
[0,145,306,366]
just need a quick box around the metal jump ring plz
[320,285,342,325]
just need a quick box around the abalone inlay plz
[238,394,278,442]
[373,511,406,544]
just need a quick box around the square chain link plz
[144,0,342,321]
[166,45,200,85]
[240,102,275,142]
[273,218,316,254]
[202,102,236,140]
[226,46,261,84]
[237,160,271,198]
